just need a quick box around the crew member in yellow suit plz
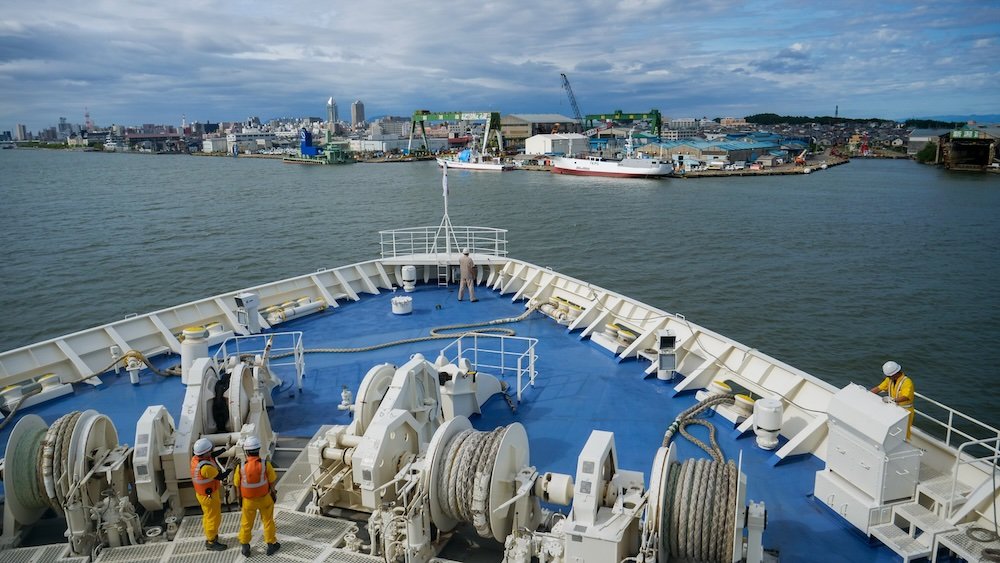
[191,437,232,551]
[870,360,915,439]
[234,435,280,557]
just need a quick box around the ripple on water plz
[1,153,998,427]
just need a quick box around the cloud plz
[1,0,998,130]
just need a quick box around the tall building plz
[15,124,28,141]
[328,97,339,124]
[351,100,365,127]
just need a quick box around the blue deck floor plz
[1,284,900,561]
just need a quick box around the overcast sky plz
[2,0,997,131]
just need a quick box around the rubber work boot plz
[241,543,251,557]
[266,542,281,556]
[205,537,227,551]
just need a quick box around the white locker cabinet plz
[815,469,898,534]
[826,426,921,503]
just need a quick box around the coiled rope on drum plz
[659,393,738,562]
[437,426,509,538]
[273,305,540,357]
[6,411,86,518]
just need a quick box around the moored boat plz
[550,155,673,178]
[437,148,511,171]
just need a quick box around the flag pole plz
[441,161,451,255]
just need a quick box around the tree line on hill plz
[742,113,962,129]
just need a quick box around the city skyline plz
[2,0,998,132]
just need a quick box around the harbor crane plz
[560,73,584,126]
[407,110,503,155]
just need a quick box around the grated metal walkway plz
[0,544,87,563]
[87,509,465,563]
[94,509,354,563]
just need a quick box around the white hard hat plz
[882,361,902,377]
[193,438,213,456]
[462,248,470,255]
[244,435,261,451]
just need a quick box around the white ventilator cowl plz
[194,438,213,455]
[244,435,261,451]
[883,361,902,377]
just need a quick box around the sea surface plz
[1,150,998,428]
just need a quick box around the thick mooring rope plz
[659,393,739,562]
[663,458,738,562]
[661,393,735,461]
[437,426,509,538]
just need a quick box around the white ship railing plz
[379,226,508,258]
[944,436,1000,521]
[439,334,537,402]
[914,391,1000,452]
[214,332,305,391]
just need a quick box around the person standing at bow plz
[458,248,478,302]
[870,360,915,439]
[234,435,280,556]
[191,437,232,551]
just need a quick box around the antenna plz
[84,107,93,131]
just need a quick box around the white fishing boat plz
[1,167,998,563]
[550,131,672,178]
[550,154,673,178]
[437,148,511,171]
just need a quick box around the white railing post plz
[517,355,523,403]
[501,337,506,374]
[529,347,536,387]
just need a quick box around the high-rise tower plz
[351,100,365,127]
[328,97,339,125]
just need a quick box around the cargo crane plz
[560,73,583,126]
[407,110,503,155]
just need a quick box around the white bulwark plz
[525,133,589,156]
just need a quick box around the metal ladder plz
[437,264,449,287]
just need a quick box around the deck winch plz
[299,357,770,563]
[1,337,280,556]
[2,410,139,556]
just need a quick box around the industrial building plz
[524,133,589,156]
[350,137,448,153]
[643,138,784,170]
[226,131,277,154]
[907,128,953,156]
[501,114,581,150]
[935,124,1000,170]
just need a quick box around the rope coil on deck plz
[437,426,509,538]
[663,458,738,562]
[9,411,85,517]
[658,393,739,562]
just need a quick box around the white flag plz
[442,161,449,197]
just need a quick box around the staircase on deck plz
[869,436,999,562]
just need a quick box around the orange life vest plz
[240,456,270,499]
[190,456,218,496]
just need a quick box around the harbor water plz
[1,150,998,428]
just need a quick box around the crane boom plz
[560,73,583,124]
